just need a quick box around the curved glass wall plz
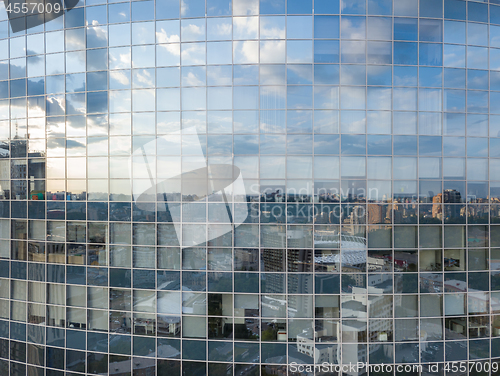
[0,0,499,375]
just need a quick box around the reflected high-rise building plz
[1,0,500,375]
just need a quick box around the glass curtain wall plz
[0,0,499,375]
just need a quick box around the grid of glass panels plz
[0,0,500,375]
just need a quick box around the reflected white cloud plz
[65,29,85,51]
[110,91,131,113]
[181,111,206,133]
[133,69,155,88]
[156,27,181,44]
[341,41,366,63]
[110,136,132,155]
[367,88,391,111]
[110,70,131,87]
[132,22,155,45]
[27,97,45,118]
[109,47,131,70]
[181,42,206,66]
[207,18,232,40]
[182,67,206,86]
[443,45,465,68]
[87,114,109,136]
[181,19,205,42]
[341,17,366,39]
[233,0,259,15]
[86,25,108,49]
[207,66,232,85]
[393,88,417,111]
[66,93,86,116]
[233,40,259,64]
[340,111,366,133]
[110,156,131,179]
[46,95,65,116]
[260,40,285,64]
[46,158,65,178]
[340,87,365,110]
[46,117,65,138]
[260,16,285,39]
[208,112,232,133]
[366,111,391,134]
[233,16,258,39]
[132,89,155,112]
[467,46,488,69]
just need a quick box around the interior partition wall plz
[0,0,499,375]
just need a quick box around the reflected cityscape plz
[1,0,500,375]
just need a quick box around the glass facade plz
[0,0,500,375]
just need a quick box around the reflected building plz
[1,0,500,375]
